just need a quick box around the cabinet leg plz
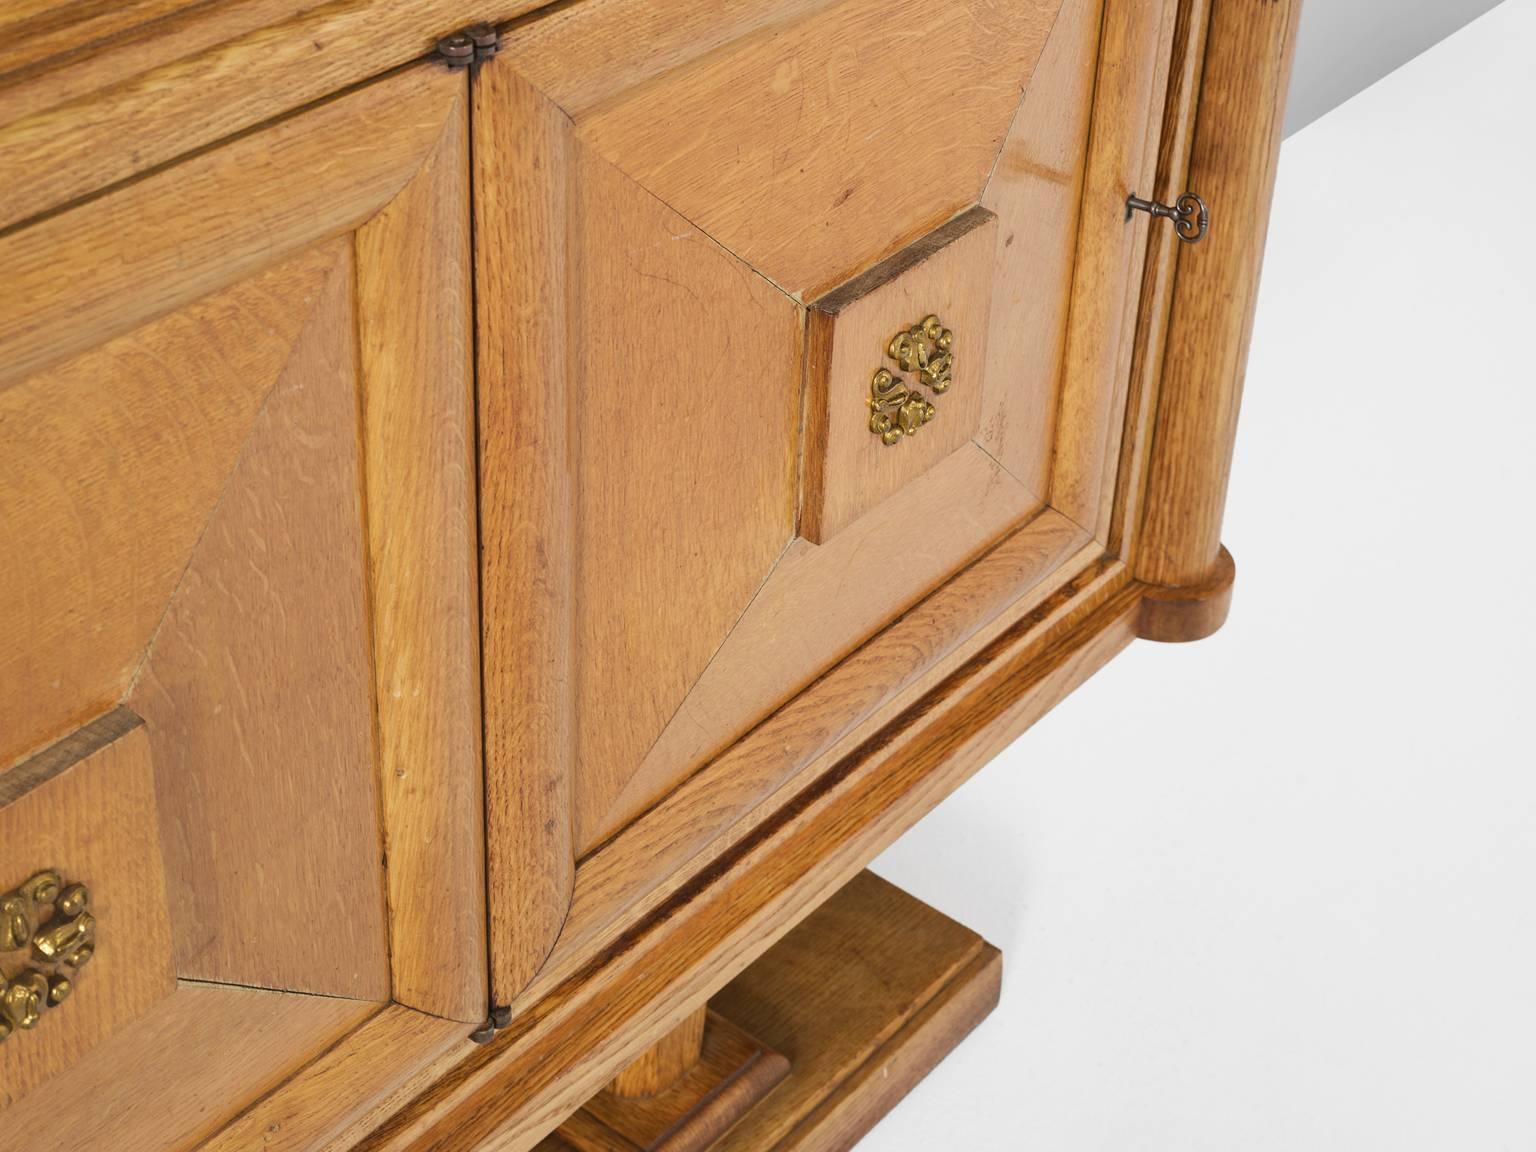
[540,870,1001,1152]
[609,1005,710,1099]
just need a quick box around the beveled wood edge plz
[1132,0,1301,590]
[534,507,1090,1006]
[338,569,1140,1152]
[766,943,1003,1151]
[197,1003,473,1152]
[356,85,489,1023]
[1108,0,1213,565]
[0,62,466,392]
[809,206,999,316]
[0,0,552,233]
[196,560,1208,1150]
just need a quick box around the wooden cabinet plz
[0,0,1299,1148]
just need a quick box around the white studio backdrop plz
[867,2,1536,1148]
[1286,0,1507,134]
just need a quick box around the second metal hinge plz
[436,22,501,70]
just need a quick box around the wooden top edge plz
[0,0,549,233]
[811,205,998,315]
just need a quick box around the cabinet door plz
[475,0,1179,1003]
[0,62,483,1148]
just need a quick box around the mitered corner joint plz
[436,22,501,70]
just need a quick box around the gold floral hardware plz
[0,870,95,1042]
[868,314,954,446]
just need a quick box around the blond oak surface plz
[200,1006,474,1152]
[0,710,175,1108]
[1137,0,1302,590]
[128,241,390,1001]
[804,208,999,544]
[2,981,375,1152]
[0,0,1296,1144]
[606,446,1040,842]
[565,143,800,854]
[1109,0,1213,562]
[357,77,486,1024]
[0,0,547,231]
[0,243,340,772]
[553,1012,789,1152]
[503,0,1066,298]
[545,508,1089,994]
[1051,0,1179,537]
[979,0,1105,499]
[350,579,1137,1152]
[473,63,579,1007]
[608,1005,709,1100]
[709,870,1002,1152]
[0,64,464,390]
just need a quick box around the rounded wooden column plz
[1135,0,1302,641]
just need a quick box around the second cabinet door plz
[477,0,1179,1003]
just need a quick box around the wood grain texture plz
[0,63,463,388]
[568,141,801,854]
[0,243,339,772]
[1138,544,1235,642]
[1050,0,1179,537]
[0,0,545,231]
[709,870,1001,1152]
[1136,0,1302,589]
[606,446,1038,842]
[501,0,1065,298]
[803,208,998,544]
[474,64,578,1008]
[0,710,175,1108]
[200,1006,473,1152]
[130,249,390,1000]
[1108,0,1213,562]
[349,573,1136,1152]
[356,77,486,1024]
[1,981,375,1152]
[553,507,1086,988]
[473,62,803,874]
[608,1005,708,1100]
[978,0,1105,499]
[548,1012,788,1152]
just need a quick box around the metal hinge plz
[436,22,501,70]
[1127,191,1210,244]
[468,1004,513,1045]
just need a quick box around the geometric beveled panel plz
[129,246,391,1000]
[0,243,341,772]
[505,0,1067,299]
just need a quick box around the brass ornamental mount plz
[869,315,954,446]
[1127,191,1210,244]
[0,870,96,1042]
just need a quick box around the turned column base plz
[540,870,1001,1152]
[1137,545,1238,644]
